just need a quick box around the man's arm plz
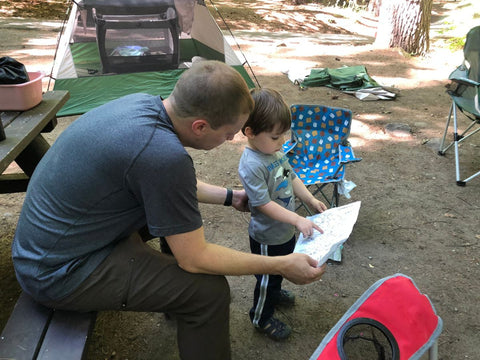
[197,180,249,211]
[165,227,326,285]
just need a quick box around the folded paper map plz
[294,201,361,266]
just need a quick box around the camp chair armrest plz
[339,144,362,164]
[449,76,480,87]
[282,139,297,154]
[448,65,469,81]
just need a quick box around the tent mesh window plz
[91,0,179,73]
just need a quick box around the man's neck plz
[163,98,194,148]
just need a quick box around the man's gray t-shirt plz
[238,147,297,245]
[12,93,203,302]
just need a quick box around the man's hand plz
[278,253,327,285]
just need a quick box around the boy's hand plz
[295,216,323,238]
[308,198,327,214]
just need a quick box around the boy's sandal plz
[257,317,292,341]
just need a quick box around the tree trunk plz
[367,0,382,17]
[374,0,433,56]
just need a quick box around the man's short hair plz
[169,60,254,129]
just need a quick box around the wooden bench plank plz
[37,310,97,360]
[0,292,53,360]
[0,292,97,360]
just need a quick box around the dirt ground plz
[1,1,479,359]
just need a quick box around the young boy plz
[238,88,327,341]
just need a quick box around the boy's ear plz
[243,126,255,138]
[191,119,209,136]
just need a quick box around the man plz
[12,60,326,359]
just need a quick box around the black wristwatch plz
[224,188,233,206]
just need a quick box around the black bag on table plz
[0,56,30,84]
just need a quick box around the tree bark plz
[367,0,382,17]
[374,0,433,56]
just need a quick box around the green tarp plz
[297,65,397,101]
[302,65,380,91]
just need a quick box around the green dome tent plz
[50,0,256,117]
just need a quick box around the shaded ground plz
[1,1,479,359]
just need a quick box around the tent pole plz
[207,0,261,88]
[48,1,77,90]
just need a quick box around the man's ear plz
[191,119,209,136]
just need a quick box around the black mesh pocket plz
[337,317,400,360]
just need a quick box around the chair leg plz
[296,200,313,216]
[452,103,463,185]
[451,105,480,185]
[328,184,342,262]
[429,340,439,360]
[331,183,340,208]
[328,246,343,263]
[295,183,338,215]
[438,102,454,155]
[439,102,480,185]
[461,169,480,183]
[311,183,338,208]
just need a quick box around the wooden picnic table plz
[0,90,69,193]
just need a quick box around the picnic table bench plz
[0,292,97,360]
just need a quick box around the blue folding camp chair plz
[282,104,362,213]
[439,25,480,186]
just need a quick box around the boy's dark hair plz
[242,88,291,135]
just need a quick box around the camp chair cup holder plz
[336,317,400,360]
